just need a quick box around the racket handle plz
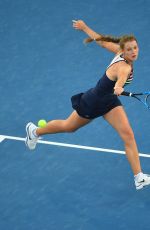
[121,91,132,96]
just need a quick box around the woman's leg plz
[26,110,91,150]
[103,106,141,175]
[36,110,91,136]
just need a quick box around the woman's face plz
[123,40,139,62]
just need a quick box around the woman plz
[26,20,150,190]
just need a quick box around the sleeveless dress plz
[71,54,133,119]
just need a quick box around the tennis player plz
[26,20,150,190]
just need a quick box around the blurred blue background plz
[0,0,150,229]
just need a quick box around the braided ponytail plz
[84,34,137,50]
[84,34,121,44]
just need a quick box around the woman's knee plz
[62,111,90,133]
[120,127,135,143]
[65,126,79,133]
[63,121,79,133]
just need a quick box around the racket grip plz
[121,91,132,96]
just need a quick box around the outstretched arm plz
[72,20,120,54]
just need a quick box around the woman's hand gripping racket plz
[121,91,150,109]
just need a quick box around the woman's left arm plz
[73,20,120,53]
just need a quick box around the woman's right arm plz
[73,20,120,54]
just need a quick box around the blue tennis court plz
[1,0,150,229]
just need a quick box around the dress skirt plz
[71,89,122,119]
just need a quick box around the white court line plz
[0,134,150,158]
[0,136,5,143]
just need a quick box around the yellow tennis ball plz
[38,119,47,128]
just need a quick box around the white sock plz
[134,172,143,181]
[32,129,38,138]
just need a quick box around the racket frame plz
[121,91,150,109]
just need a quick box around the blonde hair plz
[84,34,137,49]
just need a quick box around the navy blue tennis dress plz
[71,54,133,119]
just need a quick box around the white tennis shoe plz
[25,122,39,150]
[134,173,150,190]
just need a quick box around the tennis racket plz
[121,91,150,109]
